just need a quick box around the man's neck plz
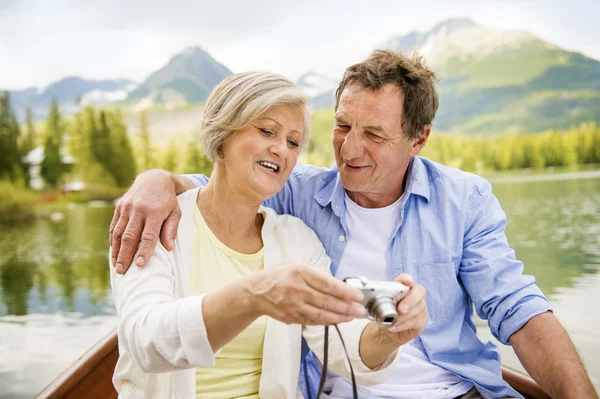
[345,169,410,209]
[345,190,402,208]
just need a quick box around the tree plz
[21,107,36,156]
[162,139,178,172]
[0,92,23,181]
[108,109,137,187]
[91,110,112,168]
[40,98,66,188]
[183,140,213,175]
[138,110,154,171]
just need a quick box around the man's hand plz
[109,169,193,274]
[359,274,427,369]
[383,273,428,344]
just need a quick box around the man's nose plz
[340,130,364,160]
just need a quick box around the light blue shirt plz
[187,156,551,399]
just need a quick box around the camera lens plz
[365,296,398,327]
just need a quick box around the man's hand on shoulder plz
[109,169,194,274]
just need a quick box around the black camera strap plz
[314,324,358,399]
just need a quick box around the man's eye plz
[367,132,382,141]
[287,139,299,148]
[260,128,274,137]
[337,124,350,130]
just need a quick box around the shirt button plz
[338,235,345,242]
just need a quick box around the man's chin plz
[339,178,367,193]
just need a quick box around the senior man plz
[110,50,597,398]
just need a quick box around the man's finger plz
[392,298,427,326]
[115,222,144,274]
[394,273,415,288]
[303,268,364,302]
[160,208,181,251]
[134,222,161,268]
[109,205,122,245]
[110,215,130,267]
[396,284,426,314]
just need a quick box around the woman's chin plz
[247,181,283,202]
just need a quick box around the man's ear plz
[410,125,431,157]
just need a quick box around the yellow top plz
[190,205,266,399]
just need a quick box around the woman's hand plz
[246,264,366,326]
[203,264,366,352]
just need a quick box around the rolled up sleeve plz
[184,174,209,188]
[459,181,552,345]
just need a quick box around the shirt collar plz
[314,157,430,213]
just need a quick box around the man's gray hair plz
[201,71,311,162]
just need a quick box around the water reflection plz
[0,258,35,316]
[492,175,600,294]
[0,174,599,397]
[0,205,116,318]
[484,175,600,390]
[0,204,117,399]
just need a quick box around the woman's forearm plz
[202,278,261,352]
[359,321,402,369]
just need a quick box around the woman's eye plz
[287,139,299,148]
[260,128,274,137]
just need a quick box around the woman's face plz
[219,104,305,202]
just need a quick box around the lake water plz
[1,171,599,398]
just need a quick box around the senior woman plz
[110,71,408,399]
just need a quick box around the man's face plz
[333,83,429,208]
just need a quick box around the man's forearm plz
[510,311,598,398]
[359,321,401,370]
[173,172,195,194]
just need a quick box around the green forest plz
[302,109,600,173]
[2,92,600,221]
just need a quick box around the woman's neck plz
[196,170,264,253]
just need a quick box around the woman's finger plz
[303,287,366,318]
[296,303,356,326]
[302,267,363,302]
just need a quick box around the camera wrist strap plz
[315,324,358,399]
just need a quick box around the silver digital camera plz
[344,277,410,327]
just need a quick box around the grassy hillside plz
[384,20,600,134]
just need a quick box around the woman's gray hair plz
[201,71,311,162]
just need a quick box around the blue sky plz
[1,0,599,90]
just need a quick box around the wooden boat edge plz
[35,329,551,399]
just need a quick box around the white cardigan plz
[110,188,401,399]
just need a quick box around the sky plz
[1,0,599,90]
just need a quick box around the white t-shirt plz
[323,193,473,399]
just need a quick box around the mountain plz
[5,77,136,121]
[3,46,231,120]
[127,46,232,109]
[295,72,339,109]
[380,18,600,134]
